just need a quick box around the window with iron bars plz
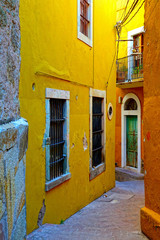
[45,88,70,191]
[49,99,66,180]
[89,89,106,180]
[92,97,104,167]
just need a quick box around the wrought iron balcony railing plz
[116,53,143,83]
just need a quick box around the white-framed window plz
[77,0,93,47]
[89,89,106,180]
[44,88,71,191]
[128,27,144,80]
[128,27,144,55]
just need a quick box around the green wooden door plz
[126,116,138,168]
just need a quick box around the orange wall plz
[115,87,144,167]
[143,0,160,215]
[141,1,160,239]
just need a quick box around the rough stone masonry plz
[0,0,20,123]
[0,0,28,239]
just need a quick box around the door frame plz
[121,93,141,173]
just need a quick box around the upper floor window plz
[80,0,89,37]
[133,33,144,54]
[78,0,93,46]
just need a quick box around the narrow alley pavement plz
[27,180,148,240]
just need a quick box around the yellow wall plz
[115,1,144,169]
[19,0,116,234]
[116,0,144,58]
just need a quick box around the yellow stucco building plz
[19,0,116,234]
[115,0,144,176]
[116,0,144,59]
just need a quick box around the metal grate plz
[124,98,137,110]
[92,97,103,167]
[116,53,143,83]
[50,99,65,180]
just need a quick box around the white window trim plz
[121,93,141,173]
[127,26,144,80]
[89,89,106,180]
[45,88,70,191]
[127,26,144,56]
[77,0,93,47]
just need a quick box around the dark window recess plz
[80,0,89,37]
[109,106,113,116]
[50,99,65,180]
[92,97,104,167]
[124,98,137,110]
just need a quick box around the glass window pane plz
[124,98,137,110]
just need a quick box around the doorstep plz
[115,167,144,182]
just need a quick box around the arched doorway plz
[121,93,141,173]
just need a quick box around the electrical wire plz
[121,0,138,24]
[116,0,145,59]
[121,0,142,25]
[120,0,130,21]
[122,1,145,27]
[108,0,145,84]
[107,0,160,90]
[107,51,116,84]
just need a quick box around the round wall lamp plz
[108,103,113,120]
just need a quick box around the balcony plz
[116,53,144,88]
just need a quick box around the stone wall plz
[0,0,21,124]
[0,0,28,239]
[0,118,28,240]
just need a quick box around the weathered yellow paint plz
[116,0,144,58]
[19,0,116,234]
[35,60,70,81]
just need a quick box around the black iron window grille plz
[92,97,104,167]
[49,99,66,180]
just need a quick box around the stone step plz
[115,167,144,182]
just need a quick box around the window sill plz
[89,163,105,181]
[78,32,92,47]
[45,173,71,192]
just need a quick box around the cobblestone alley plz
[27,180,148,240]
